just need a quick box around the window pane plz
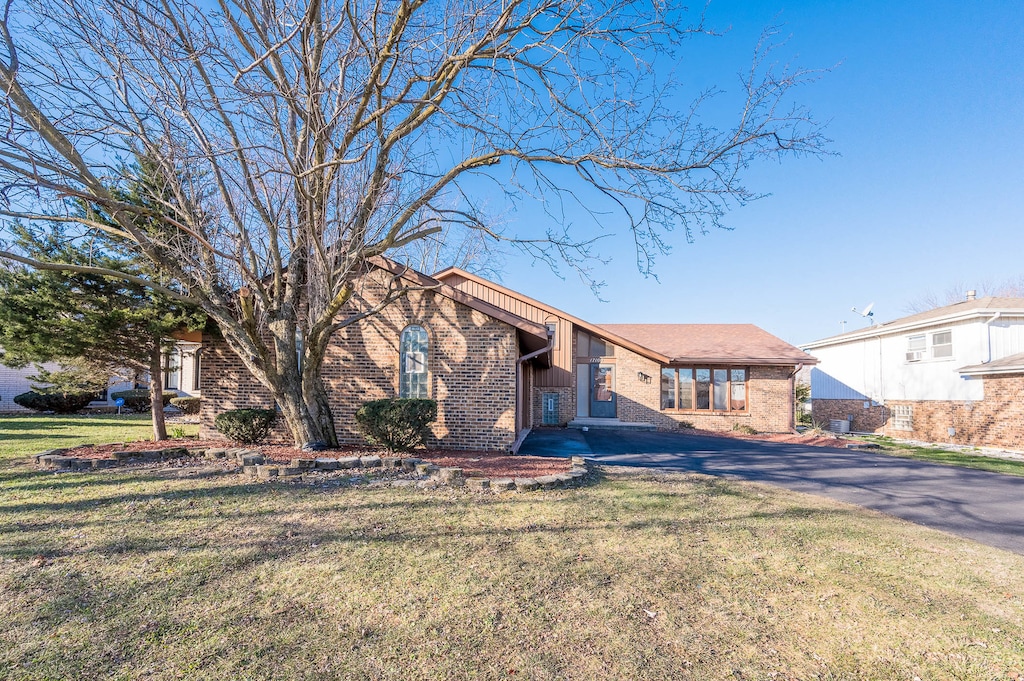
[660,368,676,410]
[593,366,613,402]
[907,335,925,351]
[576,332,590,358]
[695,369,711,410]
[730,369,746,410]
[400,325,429,398]
[678,369,693,409]
[589,337,613,357]
[931,331,952,358]
[713,369,727,410]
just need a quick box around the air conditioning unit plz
[905,350,923,362]
[829,419,851,434]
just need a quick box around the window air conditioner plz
[905,350,923,361]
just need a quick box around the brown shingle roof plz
[598,324,817,365]
[959,351,1024,376]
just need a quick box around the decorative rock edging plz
[33,446,595,493]
[34,446,209,471]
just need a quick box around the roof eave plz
[669,357,818,366]
[802,308,1024,349]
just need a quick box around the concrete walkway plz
[519,428,1024,555]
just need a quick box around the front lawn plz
[856,434,1024,477]
[1,418,1023,679]
[0,413,198,469]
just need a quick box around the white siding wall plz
[810,318,1001,402]
[0,361,61,412]
[990,317,1024,360]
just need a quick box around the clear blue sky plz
[484,0,1024,346]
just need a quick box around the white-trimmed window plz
[931,330,953,358]
[906,330,952,362]
[905,335,926,362]
[892,404,913,431]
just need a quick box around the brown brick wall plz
[810,399,888,433]
[812,373,1024,449]
[590,344,795,433]
[201,269,520,451]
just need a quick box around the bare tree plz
[904,276,1024,313]
[0,0,828,446]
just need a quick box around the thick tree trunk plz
[272,371,339,448]
[148,340,168,442]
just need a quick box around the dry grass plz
[2,417,1023,680]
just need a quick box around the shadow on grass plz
[0,461,869,572]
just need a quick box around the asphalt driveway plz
[520,428,1024,554]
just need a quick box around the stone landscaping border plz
[32,446,594,493]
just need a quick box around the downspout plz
[788,363,804,432]
[512,329,555,454]
[985,312,1002,363]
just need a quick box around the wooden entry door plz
[589,364,616,418]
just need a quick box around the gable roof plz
[803,296,1024,349]
[371,258,551,358]
[434,268,814,366]
[959,351,1024,377]
[434,266,675,363]
[599,324,818,366]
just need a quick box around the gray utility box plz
[542,392,559,425]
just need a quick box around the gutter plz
[984,312,1002,364]
[786,363,804,432]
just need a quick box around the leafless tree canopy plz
[904,276,1024,314]
[0,0,828,444]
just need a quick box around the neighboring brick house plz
[802,294,1024,450]
[199,261,815,451]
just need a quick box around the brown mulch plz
[683,428,849,448]
[61,439,570,479]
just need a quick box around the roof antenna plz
[851,302,875,326]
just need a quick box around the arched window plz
[399,325,429,398]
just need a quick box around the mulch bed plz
[683,428,849,448]
[62,439,570,478]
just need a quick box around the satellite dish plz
[851,302,876,325]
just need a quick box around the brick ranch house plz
[200,260,817,451]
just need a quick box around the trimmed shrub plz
[355,398,437,453]
[169,396,201,415]
[110,389,175,412]
[214,408,278,444]
[12,390,95,414]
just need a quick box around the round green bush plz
[13,390,95,414]
[169,396,201,415]
[355,398,437,452]
[110,389,175,412]
[214,408,278,444]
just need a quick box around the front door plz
[589,364,616,418]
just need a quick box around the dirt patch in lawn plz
[62,439,570,478]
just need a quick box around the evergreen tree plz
[0,223,203,440]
